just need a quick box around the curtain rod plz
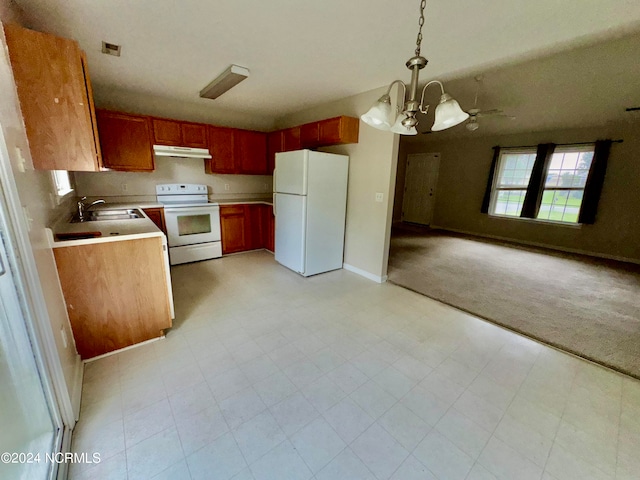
[493,139,623,150]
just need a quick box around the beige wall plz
[75,158,272,201]
[396,120,640,261]
[94,86,276,132]
[0,1,81,414]
[276,87,400,280]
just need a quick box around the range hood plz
[153,145,212,159]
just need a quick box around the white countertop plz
[49,207,164,248]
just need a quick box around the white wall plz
[275,87,400,281]
[75,157,272,202]
[0,2,81,416]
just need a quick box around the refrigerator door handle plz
[273,168,277,217]
[273,193,276,216]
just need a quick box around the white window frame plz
[488,147,537,218]
[50,170,74,204]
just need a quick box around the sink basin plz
[71,208,144,223]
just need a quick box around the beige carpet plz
[388,226,640,379]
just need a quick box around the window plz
[490,149,537,217]
[51,170,74,200]
[537,146,594,223]
[488,143,598,225]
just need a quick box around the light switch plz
[375,192,384,202]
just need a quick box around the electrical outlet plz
[375,192,384,202]
[224,184,230,191]
[121,183,128,192]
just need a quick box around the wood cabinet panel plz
[206,126,235,174]
[152,118,182,145]
[246,204,264,250]
[300,122,319,148]
[267,131,283,173]
[3,24,101,171]
[282,127,301,151]
[143,207,166,235]
[264,205,275,252]
[318,116,359,145]
[236,130,268,175]
[181,122,208,148]
[97,110,154,171]
[53,237,171,359]
[220,205,247,254]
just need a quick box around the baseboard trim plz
[430,224,640,265]
[343,263,387,283]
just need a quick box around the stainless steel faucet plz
[77,196,105,222]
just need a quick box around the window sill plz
[54,189,75,206]
[488,214,583,229]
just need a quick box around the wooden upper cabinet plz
[236,129,267,175]
[152,118,182,145]
[152,118,208,148]
[282,127,301,151]
[267,131,284,173]
[205,126,235,174]
[97,110,154,171]
[3,23,102,171]
[318,116,359,145]
[181,123,208,148]
[300,122,320,149]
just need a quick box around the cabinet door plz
[181,123,208,148]
[206,126,236,173]
[282,127,301,151]
[318,116,359,145]
[142,208,166,235]
[246,204,264,250]
[264,205,275,252]
[97,110,154,171]
[3,24,101,171]
[267,131,283,174]
[152,118,182,145]
[300,122,319,149]
[220,205,247,254]
[236,130,268,175]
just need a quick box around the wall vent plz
[101,41,121,57]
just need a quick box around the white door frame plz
[401,153,440,225]
[0,126,74,479]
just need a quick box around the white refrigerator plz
[274,149,349,277]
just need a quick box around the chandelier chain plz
[415,0,426,57]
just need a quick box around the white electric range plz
[156,184,221,265]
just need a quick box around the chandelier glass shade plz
[361,0,468,134]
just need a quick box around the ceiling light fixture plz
[361,0,468,134]
[199,64,250,100]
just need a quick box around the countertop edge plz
[47,228,165,249]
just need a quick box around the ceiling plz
[14,0,640,125]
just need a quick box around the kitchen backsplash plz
[74,156,273,201]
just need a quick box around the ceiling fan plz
[465,75,515,131]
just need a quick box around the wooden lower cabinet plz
[220,203,274,254]
[142,207,166,235]
[53,237,172,359]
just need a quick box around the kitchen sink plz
[71,208,144,222]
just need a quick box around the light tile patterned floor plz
[70,251,640,480]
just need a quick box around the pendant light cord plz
[415,0,427,57]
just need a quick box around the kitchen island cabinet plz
[53,235,172,359]
[3,23,102,171]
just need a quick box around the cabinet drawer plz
[220,205,245,216]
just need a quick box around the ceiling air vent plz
[101,41,121,57]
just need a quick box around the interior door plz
[402,153,440,225]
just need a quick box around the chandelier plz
[361,0,469,135]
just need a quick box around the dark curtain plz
[578,139,612,224]
[481,147,500,214]
[521,143,556,218]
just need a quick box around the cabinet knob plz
[54,98,59,104]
